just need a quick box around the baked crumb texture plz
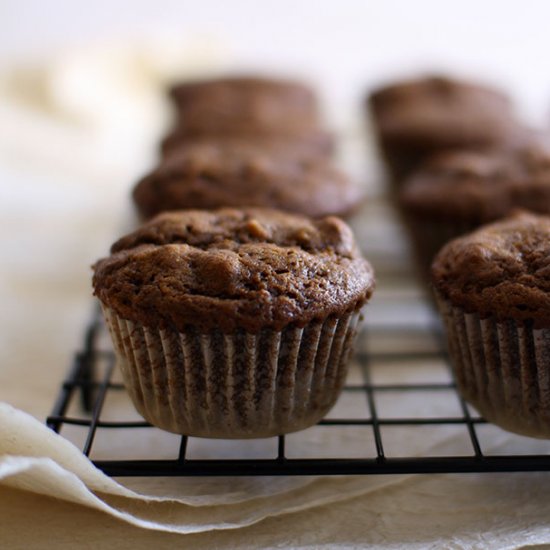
[432,212,550,328]
[94,208,374,333]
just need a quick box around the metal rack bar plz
[360,330,385,461]
[90,456,550,477]
[178,436,188,463]
[82,356,115,457]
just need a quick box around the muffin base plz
[101,305,362,438]
[436,293,550,439]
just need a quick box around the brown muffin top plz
[169,75,320,137]
[432,212,550,327]
[369,75,517,147]
[133,140,362,219]
[93,208,375,333]
[400,141,550,223]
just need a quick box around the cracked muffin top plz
[132,140,362,220]
[168,75,320,137]
[368,75,518,147]
[431,212,550,327]
[400,141,550,222]
[93,208,375,333]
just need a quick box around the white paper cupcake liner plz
[101,304,362,438]
[436,293,550,438]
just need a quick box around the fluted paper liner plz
[101,305,361,438]
[436,293,550,438]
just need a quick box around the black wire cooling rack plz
[46,300,550,477]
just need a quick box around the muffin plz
[133,140,362,220]
[432,212,550,438]
[400,141,550,282]
[168,75,326,139]
[92,208,375,438]
[367,75,520,185]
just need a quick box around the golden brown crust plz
[93,208,375,333]
[431,212,550,328]
[132,141,362,219]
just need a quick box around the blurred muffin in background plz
[133,140,362,220]
[367,75,522,187]
[163,75,334,156]
[399,137,550,283]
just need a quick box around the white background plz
[2,0,550,122]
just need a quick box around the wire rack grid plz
[46,294,550,477]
